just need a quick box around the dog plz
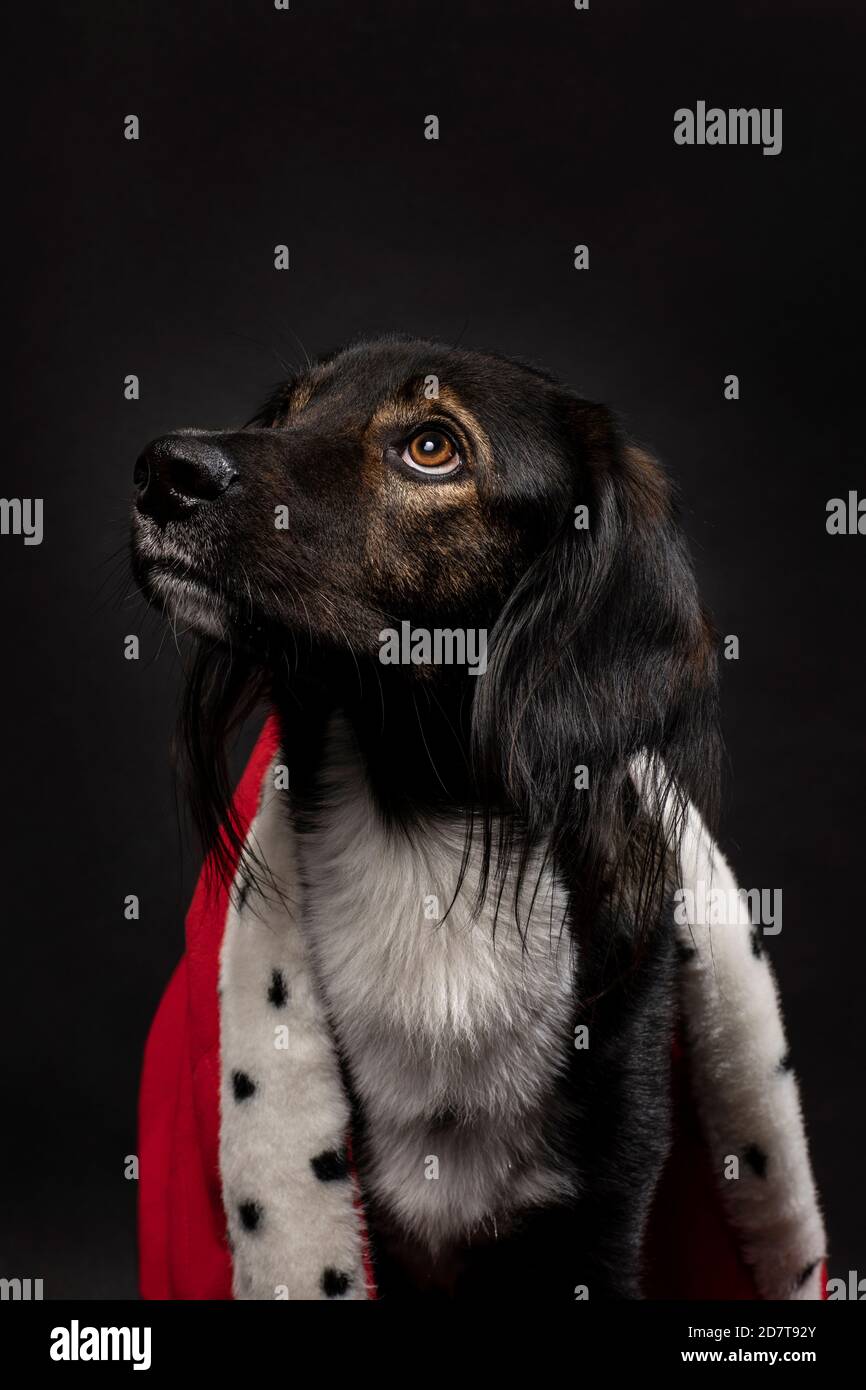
[131,334,721,1299]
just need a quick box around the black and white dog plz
[131,335,722,1299]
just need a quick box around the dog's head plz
[132,337,599,655]
[131,334,719,934]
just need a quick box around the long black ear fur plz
[470,397,720,952]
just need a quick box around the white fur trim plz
[674,802,826,1299]
[218,767,371,1300]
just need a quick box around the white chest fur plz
[293,717,579,1252]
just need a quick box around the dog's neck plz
[272,656,479,819]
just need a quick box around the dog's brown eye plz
[402,429,461,475]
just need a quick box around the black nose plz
[134,435,238,521]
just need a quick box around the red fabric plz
[644,1042,758,1298]
[346,1134,378,1299]
[138,718,818,1301]
[139,717,280,1300]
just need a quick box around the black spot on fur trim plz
[796,1260,819,1289]
[237,873,253,912]
[321,1268,352,1298]
[750,925,764,960]
[267,969,288,1008]
[777,1051,793,1074]
[743,1143,768,1178]
[430,1106,461,1130]
[311,1148,349,1182]
[238,1200,263,1232]
[675,940,697,964]
[232,1070,256,1102]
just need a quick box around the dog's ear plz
[471,395,719,944]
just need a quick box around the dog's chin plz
[142,564,229,640]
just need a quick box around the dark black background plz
[4,0,863,1299]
